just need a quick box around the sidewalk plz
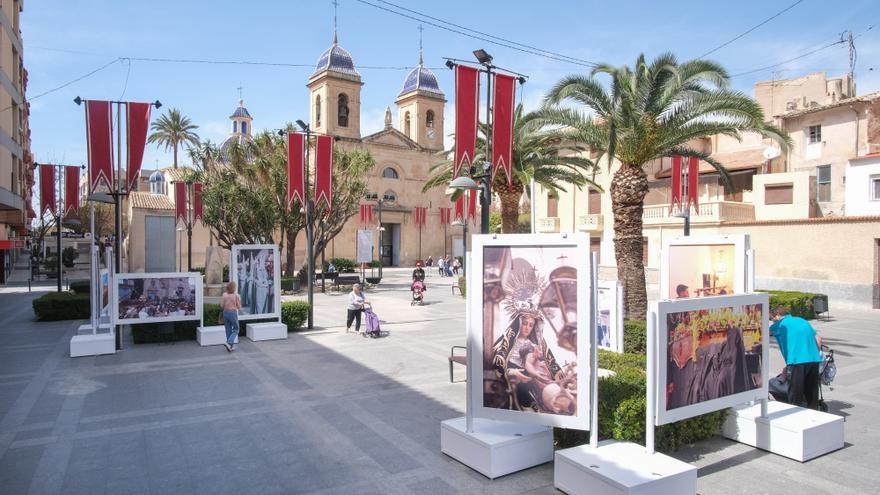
[0,271,877,494]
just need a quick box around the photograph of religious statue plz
[482,244,581,418]
[660,235,748,300]
[656,293,768,425]
[116,275,199,323]
[231,245,280,320]
[597,283,623,352]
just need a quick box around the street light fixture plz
[473,49,493,65]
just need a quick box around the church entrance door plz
[380,223,401,267]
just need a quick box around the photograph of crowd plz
[232,246,278,318]
[665,242,739,299]
[665,302,765,412]
[116,276,197,322]
[482,244,581,418]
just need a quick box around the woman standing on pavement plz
[221,281,241,352]
[346,283,369,333]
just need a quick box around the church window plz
[383,190,397,203]
[426,110,434,128]
[382,167,399,179]
[404,111,411,137]
[315,95,322,127]
[233,121,238,133]
[338,93,349,127]
[241,122,247,135]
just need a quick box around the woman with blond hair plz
[221,281,242,352]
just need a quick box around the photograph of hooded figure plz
[484,245,579,416]
[665,304,763,410]
[233,247,276,317]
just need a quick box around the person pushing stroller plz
[411,261,427,305]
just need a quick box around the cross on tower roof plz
[332,0,340,44]
[556,254,569,265]
[237,83,242,100]
[418,24,424,65]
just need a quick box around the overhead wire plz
[0,57,122,113]
[699,0,806,58]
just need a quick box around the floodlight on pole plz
[473,49,493,65]
[296,120,309,131]
[448,176,479,191]
[88,192,115,204]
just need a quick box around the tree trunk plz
[285,227,296,277]
[173,142,178,169]
[497,181,524,233]
[611,164,649,320]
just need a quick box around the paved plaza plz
[0,268,878,494]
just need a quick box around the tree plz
[536,53,790,319]
[423,105,597,233]
[148,108,200,169]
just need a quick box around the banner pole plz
[646,308,657,454]
[90,202,97,335]
[747,249,769,418]
[465,251,474,433]
[590,251,599,448]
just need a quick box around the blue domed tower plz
[218,99,255,163]
[396,50,445,150]
[308,32,363,140]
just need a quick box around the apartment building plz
[0,0,32,283]
[534,72,880,310]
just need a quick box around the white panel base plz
[245,322,287,342]
[554,441,697,495]
[70,326,116,358]
[440,416,553,479]
[722,401,844,462]
[197,325,239,346]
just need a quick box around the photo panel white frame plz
[469,233,591,430]
[112,272,203,325]
[654,292,769,426]
[99,268,110,316]
[660,234,749,301]
[230,244,282,322]
[597,282,624,353]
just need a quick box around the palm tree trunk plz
[611,164,649,320]
[173,142,178,169]
[497,181,523,233]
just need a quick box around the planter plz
[365,276,381,285]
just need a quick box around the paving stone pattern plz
[0,268,878,494]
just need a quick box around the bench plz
[334,274,362,290]
[448,345,467,383]
[451,279,463,295]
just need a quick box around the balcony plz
[642,201,755,225]
[536,217,561,233]
[576,213,603,232]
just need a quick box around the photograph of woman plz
[483,245,580,417]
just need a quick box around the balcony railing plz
[536,217,561,233]
[576,213,603,232]
[642,201,755,224]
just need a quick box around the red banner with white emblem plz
[687,156,699,209]
[468,189,478,223]
[174,182,186,224]
[64,166,80,216]
[454,196,464,222]
[454,65,480,179]
[287,132,305,209]
[85,100,114,193]
[492,73,517,189]
[193,182,203,224]
[126,102,151,192]
[314,134,333,210]
[39,164,56,216]
[670,155,682,212]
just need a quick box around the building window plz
[383,190,397,203]
[426,110,435,129]
[816,165,831,202]
[590,237,601,264]
[233,121,238,133]
[338,94,349,128]
[315,95,322,127]
[724,169,756,202]
[871,175,880,201]
[547,192,558,217]
[241,122,247,135]
[765,183,793,205]
[808,125,822,144]
[588,187,601,214]
[404,111,411,137]
[382,167,399,179]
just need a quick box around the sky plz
[22,0,880,171]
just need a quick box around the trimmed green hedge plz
[282,301,310,330]
[554,349,726,453]
[324,258,357,273]
[759,289,819,320]
[280,278,296,291]
[623,320,647,354]
[69,280,90,295]
[32,292,90,321]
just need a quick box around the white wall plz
[845,156,880,216]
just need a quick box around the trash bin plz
[812,294,829,318]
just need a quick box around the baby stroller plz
[769,345,836,412]
[363,307,381,338]
[411,280,425,305]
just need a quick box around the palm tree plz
[536,53,790,319]
[423,104,598,233]
[148,108,200,168]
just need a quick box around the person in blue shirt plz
[770,307,823,409]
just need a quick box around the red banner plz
[468,189,478,223]
[287,132,306,209]
[368,204,374,224]
[39,164,56,216]
[492,73,517,189]
[314,134,334,210]
[439,207,445,225]
[454,196,464,222]
[85,100,114,193]
[421,207,428,226]
[687,156,699,209]
[670,155,682,212]
[454,65,480,179]
[126,102,152,192]
[360,204,366,225]
[64,166,80,216]
[174,182,186,224]
[193,182,203,224]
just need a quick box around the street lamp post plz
[295,120,316,330]
[365,192,392,279]
[320,218,327,293]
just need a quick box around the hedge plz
[69,280,90,295]
[281,301,310,330]
[324,258,357,273]
[623,320,647,355]
[554,350,726,453]
[33,292,90,321]
[759,290,820,320]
